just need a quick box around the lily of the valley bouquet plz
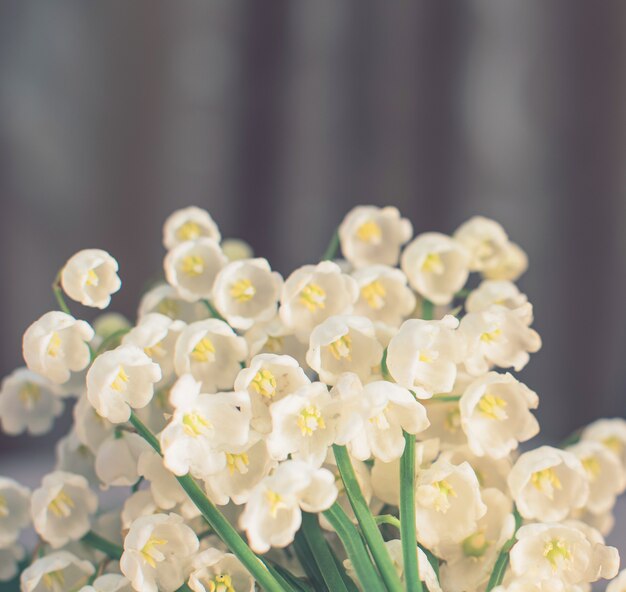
[2,205,626,592]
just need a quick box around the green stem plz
[52,271,71,315]
[322,231,340,261]
[485,507,522,591]
[96,328,131,356]
[399,432,422,592]
[128,412,287,592]
[427,394,461,403]
[333,445,403,592]
[202,298,227,323]
[322,504,385,592]
[294,528,327,591]
[81,531,123,560]
[421,298,434,321]
[301,512,349,592]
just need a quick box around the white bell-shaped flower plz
[87,345,162,423]
[137,450,189,512]
[508,446,589,522]
[121,491,159,530]
[123,313,185,384]
[164,238,227,302]
[386,316,465,395]
[73,394,115,454]
[212,258,283,330]
[79,573,133,592]
[279,261,359,342]
[61,249,121,309]
[235,353,310,434]
[338,205,413,268]
[0,368,63,435]
[21,551,94,592]
[567,440,626,514]
[351,265,417,327]
[510,522,619,585]
[465,280,530,317]
[401,232,470,305]
[31,471,98,548]
[23,311,94,385]
[163,206,221,249]
[582,418,626,468]
[0,477,31,547]
[221,238,254,261]
[188,548,255,592]
[95,431,150,488]
[459,372,539,459]
[244,316,308,367]
[267,382,338,468]
[138,283,207,323]
[240,460,337,553]
[120,513,199,592]
[0,544,24,582]
[439,445,512,493]
[482,241,528,281]
[55,429,98,486]
[415,459,486,547]
[460,305,541,375]
[159,374,250,478]
[306,315,383,385]
[453,216,510,272]
[174,319,247,392]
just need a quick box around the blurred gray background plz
[1,0,626,539]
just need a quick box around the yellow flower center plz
[543,538,571,571]
[531,467,562,499]
[141,536,167,568]
[297,405,326,436]
[480,328,502,343]
[462,530,490,558]
[432,479,457,513]
[226,452,250,475]
[251,369,277,399]
[191,337,216,363]
[177,220,202,242]
[42,570,65,592]
[144,341,166,359]
[328,334,352,361]
[0,495,7,517]
[444,408,461,433]
[356,220,382,243]
[47,332,62,358]
[48,490,75,518]
[264,336,283,353]
[418,349,437,363]
[361,280,386,309]
[230,278,256,303]
[85,268,99,287]
[19,382,41,409]
[421,253,444,273]
[110,366,130,392]
[603,436,623,456]
[266,490,284,517]
[182,412,212,437]
[299,283,326,312]
[181,254,205,277]
[581,456,601,480]
[477,393,508,420]
[156,298,179,318]
[207,574,235,592]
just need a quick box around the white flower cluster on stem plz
[0,204,624,592]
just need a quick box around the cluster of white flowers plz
[1,204,625,592]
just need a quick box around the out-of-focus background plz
[0,0,625,549]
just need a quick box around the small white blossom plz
[279,261,359,342]
[401,232,470,305]
[73,394,115,453]
[95,431,151,488]
[221,238,254,261]
[0,544,24,582]
[582,418,626,468]
[21,551,94,592]
[137,450,189,512]
[460,305,541,375]
[440,445,512,492]
[235,353,310,434]
[61,249,121,309]
[268,382,338,468]
[351,265,416,327]
[483,241,528,281]
[123,313,185,384]
[244,316,308,366]
[306,315,383,385]
[0,477,31,547]
[0,368,63,435]
[460,372,539,459]
[338,205,413,268]
[240,460,337,553]
[159,374,250,478]
[87,345,162,423]
[386,316,465,395]
[453,216,510,272]
[164,238,227,302]
[121,491,159,530]
[23,311,94,385]
[55,429,98,486]
[79,573,133,592]
[163,206,221,249]
[465,280,530,317]
[510,522,619,585]
[415,459,486,547]
[138,283,207,323]
[174,319,247,392]
[120,513,199,592]
[188,548,255,592]
[212,258,283,330]
[31,471,98,548]
[508,446,589,522]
